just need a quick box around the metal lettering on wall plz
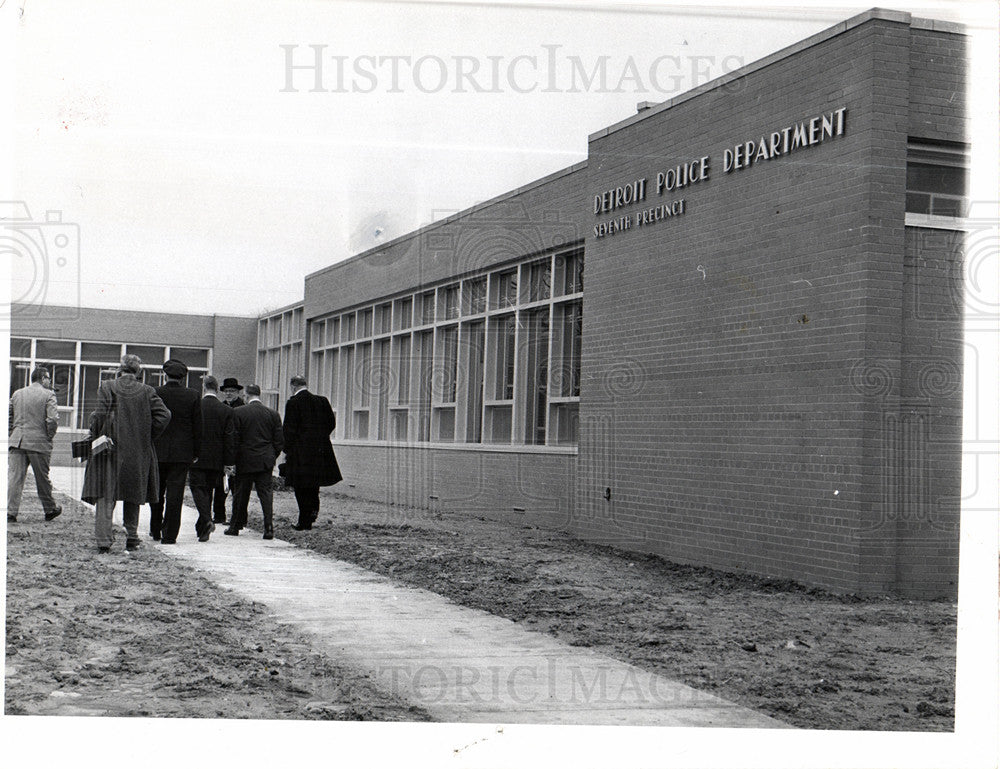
[591,106,847,239]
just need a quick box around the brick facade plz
[577,11,964,596]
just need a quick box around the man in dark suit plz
[213,377,245,523]
[282,374,342,531]
[188,375,236,542]
[226,384,283,540]
[150,359,201,544]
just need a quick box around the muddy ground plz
[6,485,955,730]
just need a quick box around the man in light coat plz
[8,367,63,523]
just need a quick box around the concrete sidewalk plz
[49,465,785,728]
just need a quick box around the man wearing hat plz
[150,359,201,544]
[221,378,246,409]
[214,377,245,523]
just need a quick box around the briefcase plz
[71,439,91,461]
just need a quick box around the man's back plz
[155,381,202,462]
[9,382,58,452]
[233,401,284,474]
[198,395,236,470]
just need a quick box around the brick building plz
[11,9,967,596]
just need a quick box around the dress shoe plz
[125,539,141,551]
[262,530,274,540]
[160,539,176,545]
[292,523,311,531]
[223,527,239,536]
[98,546,111,554]
[198,533,211,542]
[150,533,161,541]
[44,505,63,521]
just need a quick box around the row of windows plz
[9,338,211,430]
[294,246,584,446]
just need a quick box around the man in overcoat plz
[82,354,171,552]
[226,384,283,540]
[150,359,201,544]
[282,374,342,531]
[8,367,63,523]
[188,375,236,542]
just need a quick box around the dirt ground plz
[6,484,956,730]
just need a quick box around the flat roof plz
[589,7,966,142]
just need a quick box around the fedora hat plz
[220,377,243,391]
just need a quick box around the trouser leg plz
[293,486,316,527]
[7,448,29,517]
[26,450,57,515]
[255,471,274,531]
[122,502,140,545]
[149,462,168,538]
[160,463,189,543]
[212,473,227,523]
[231,475,252,530]
[95,496,115,548]
[189,469,216,537]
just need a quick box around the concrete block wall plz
[330,444,576,531]
[576,13,964,596]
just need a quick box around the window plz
[527,260,551,302]
[301,244,583,445]
[420,291,435,325]
[906,141,969,218]
[522,308,549,445]
[35,339,77,360]
[556,250,584,296]
[466,278,487,315]
[491,314,516,400]
[439,284,459,321]
[80,342,122,361]
[493,270,518,309]
[394,297,412,330]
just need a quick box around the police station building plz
[11,10,967,597]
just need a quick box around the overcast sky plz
[6,0,993,318]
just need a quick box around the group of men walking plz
[7,355,341,552]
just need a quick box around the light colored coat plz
[8,381,59,453]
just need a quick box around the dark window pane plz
[10,337,31,358]
[169,347,209,368]
[931,197,964,217]
[126,345,165,363]
[81,342,123,361]
[34,340,76,359]
[906,163,966,196]
[905,192,931,214]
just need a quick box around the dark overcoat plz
[282,389,343,488]
[154,380,202,463]
[232,400,284,475]
[81,374,171,505]
[194,394,236,471]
